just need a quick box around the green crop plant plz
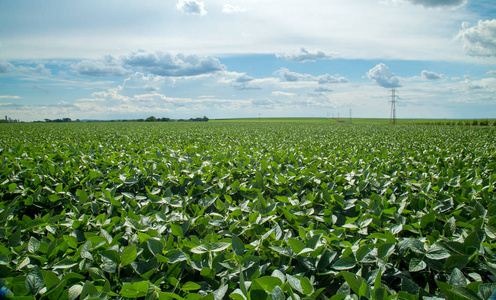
[0,121,495,299]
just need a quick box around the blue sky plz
[0,0,495,121]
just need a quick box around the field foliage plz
[0,121,495,299]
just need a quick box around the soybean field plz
[0,121,495,299]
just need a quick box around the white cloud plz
[0,95,20,99]
[272,91,296,97]
[276,48,333,62]
[122,50,225,77]
[404,0,466,8]
[314,86,333,93]
[274,68,312,82]
[421,70,444,80]
[0,61,14,73]
[222,4,245,14]
[119,72,169,93]
[0,61,51,75]
[274,68,347,85]
[465,78,496,92]
[316,74,348,84]
[487,70,496,75]
[367,63,401,88]
[72,56,131,76]
[229,73,261,90]
[456,20,496,57]
[176,0,207,16]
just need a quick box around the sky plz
[0,0,495,121]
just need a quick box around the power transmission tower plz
[349,108,352,124]
[389,88,397,124]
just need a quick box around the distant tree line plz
[44,118,73,123]
[131,116,209,122]
[36,116,209,123]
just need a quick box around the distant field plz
[212,117,496,125]
[1,121,495,299]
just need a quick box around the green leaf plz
[270,286,284,300]
[25,266,44,295]
[28,237,40,253]
[121,281,150,298]
[288,238,306,255]
[80,280,98,300]
[409,257,427,272]
[81,240,93,260]
[121,244,138,267]
[210,242,230,252]
[68,284,83,300]
[230,289,247,300]
[166,249,188,263]
[286,274,303,294]
[232,235,245,256]
[270,246,291,257]
[191,245,209,254]
[253,276,282,293]
[100,249,121,265]
[426,245,450,260]
[332,256,356,270]
[41,270,60,290]
[182,282,201,291]
[464,231,481,249]
[147,238,164,256]
[171,224,184,237]
[436,281,482,300]
[213,284,228,300]
[300,276,313,295]
[52,259,78,270]
[341,271,370,298]
[377,242,395,260]
[421,212,436,229]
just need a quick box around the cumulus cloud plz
[119,72,169,93]
[465,78,496,92]
[405,0,466,8]
[367,63,401,88]
[456,20,496,57]
[316,74,348,84]
[275,68,348,85]
[222,4,245,13]
[276,47,333,62]
[230,74,261,90]
[0,61,14,73]
[72,56,132,77]
[0,61,51,75]
[176,0,207,15]
[274,68,311,82]
[122,50,225,77]
[0,95,20,99]
[487,70,496,75]
[421,70,444,80]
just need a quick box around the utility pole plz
[390,88,397,124]
[349,109,352,124]
[258,113,261,122]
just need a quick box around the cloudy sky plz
[1,0,495,121]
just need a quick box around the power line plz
[389,88,397,124]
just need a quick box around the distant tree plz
[44,118,51,123]
[146,116,157,122]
